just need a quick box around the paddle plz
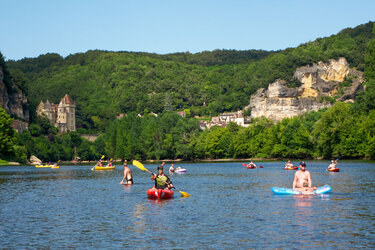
[242,163,263,168]
[92,155,105,171]
[132,160,190,198]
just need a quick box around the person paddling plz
[247,160,256,168]
[284,160,294,169]
[293,161,316,194]
[328,160,338,170]
[151,165,174,190]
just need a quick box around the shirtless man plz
[120,161,134,185]
[293,161,316,194]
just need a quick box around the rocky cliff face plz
[0,67,30,121]
[246,58,364,121]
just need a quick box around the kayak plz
[175,168,187,173]
[247,165,256,169]
[35,165,53,168]
[94,166,115,170]
[50,166,60,169]
[328,168,340,172]
[271,185,332,195]
[284,166,298,170]
[146,188,174,199]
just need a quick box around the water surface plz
[1,161,374,248]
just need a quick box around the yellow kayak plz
[35,165,59,168]
[35,165,51,168]
[94,165,115,170]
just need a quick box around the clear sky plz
[2,0,374,60]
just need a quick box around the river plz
[1,161,374,248]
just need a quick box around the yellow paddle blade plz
[132,160,150,172]
[179,190,191,198]
[101,155,105,159]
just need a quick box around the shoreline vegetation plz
[2,157,375,167]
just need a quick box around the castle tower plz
[36,99,55,123]
[56,94,76,133]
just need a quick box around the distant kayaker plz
[247,161,256,168]
[120,160,134,185]
[97,160,103,167]
[328,160,338,170]
[284,160,294,169]
[169,164,175,172]
[107,159,112,167]
[293,161,316,194]
[151,165,173,190]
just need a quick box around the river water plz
[1,161,374,248]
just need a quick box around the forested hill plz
[6,21,374,129]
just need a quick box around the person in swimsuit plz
[293,161,316,194]
[169,164,175,172]
[120,160,134,185]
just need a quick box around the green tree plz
[0,108,16,155]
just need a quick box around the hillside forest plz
[1,22,375,163]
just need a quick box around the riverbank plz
[0,159,20,166]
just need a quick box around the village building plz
[200,110,249,130]
[36,94,76,133]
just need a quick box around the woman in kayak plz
[293,161,316,194]
[151,165,174,190]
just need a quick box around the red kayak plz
[146,189,174,199]
[284,166,298,170]
[328,168,340,172]
[247,165,256,169]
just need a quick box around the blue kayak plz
[271,184,332,195]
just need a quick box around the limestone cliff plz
[0,66,30,121]
[246,58,364,121]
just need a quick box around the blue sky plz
[2,0,374,60]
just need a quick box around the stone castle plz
[36,94,76,133]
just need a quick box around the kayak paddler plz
[151,165,174,190]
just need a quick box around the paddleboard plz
[271,185,332,195]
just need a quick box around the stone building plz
[37,94,76,133]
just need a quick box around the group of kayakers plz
[244,159,340,194]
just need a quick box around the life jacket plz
[155,175,168,189]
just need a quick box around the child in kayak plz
[151,165,174,190]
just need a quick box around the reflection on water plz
[1,162,375,248]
